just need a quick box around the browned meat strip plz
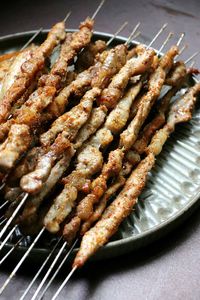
[0,21,66,123]
[165,61,187,86]
[20,134,71,194]
[0,124,31,172]
[73,153,155,268]
[99,47,155,109]
[120,46,179,150]
[40,87,101,147]
[147,82,200,156]
[48,44,127,117]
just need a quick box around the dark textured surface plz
[0,0,200,299]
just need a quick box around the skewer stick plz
[0,236,24,266]
[0,201,8,211]
[125,22,140,46]
[0,182,6,192]
[189,61,195,68]
[0,225,17,251]
[91,0,105,20]
[30,241,67,300]
[0,227,45,296]
[20,237,63,300]
[0,219,7,226]
[51,266,77,300]
[38,238,78,300]
[147,23,168,49]
[21,28,43,51]
[176,32,185,47]
[185,51,200,64]
[179,44,187,56]
[0,193,28,239]
[106,21,128,46]
[157,32,174,55]
[63,11,71,23]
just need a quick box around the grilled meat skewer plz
[74,82,200,268]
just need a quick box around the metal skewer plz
[0,200,8,211]
[0,236,24,266]
[185,51,200,64]
[29,30,179,300]
[91,0,106,20]
[176,32,185,47]
[51,266,77,300]
[147,23,168,49]
[0,227,45,295]
[38,238,78,300]
[106,21,128,46]
[21,27,43,51]
[157,32,174,55]
[20,237,63,300]
[125,22,140,46]
[63,11,71,23]
[45,39,200,298]
[30,241,67,300]
[0,193,28,239]
[0,225,17,251]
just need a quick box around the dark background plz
[0,0,200,299]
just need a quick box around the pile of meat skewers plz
[0,15,199,272]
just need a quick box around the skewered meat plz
[80,175,126,235]
[99,47,155,109]
[48,44,127,117]
[73,153,154,268]
[64,67,186,242]
[165,61,186,86]
[147,82,200,156]
[0,21,66,123]
[75,40,106,72]
[74,105,107,149]
[17,145,75,225]
[0,46,37,102]
[45,81,144,234]
[40,87,101,147]
[120,45,179,150]
[20,134,71,194]
[0,124,31,172]
[44,144,104,233]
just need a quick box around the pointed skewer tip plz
[51,266,78,300]
[63,11,71,23]
[91,0,105,20]
[106,21,128,46]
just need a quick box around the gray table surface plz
[0,0,200,299]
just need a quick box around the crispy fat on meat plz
[73,154,155,268]
[99,48,155,109]
[40,87,101,147]
[0,124,31,172]
[0,22,65,123]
